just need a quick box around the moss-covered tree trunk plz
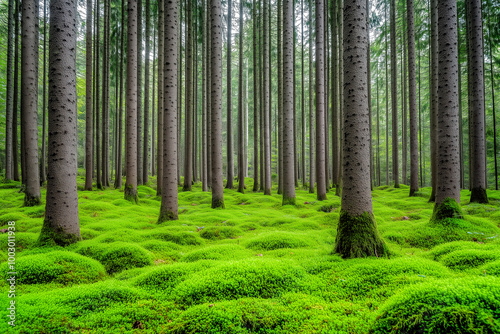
[335,0,385,259]
[159,0,179,222]
[39,0,80,246]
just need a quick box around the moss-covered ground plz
[1,173,500,333]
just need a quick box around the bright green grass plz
[0,177,499,333]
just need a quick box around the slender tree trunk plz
[201,0,208,191]
[293,3,298,188]
[429,0,438,201]
[376,62,381,186]
[434,0,461,213]
[237,0,245,193]
[315,0,327,201]
[159,0,179,221]
[263,0,271,195]
[331,0,338,190]
[384,3,389,186]
[335,0,344,197]
[277,0,283,194]
[125,0,138,202]
[136,0,143,185]
[467,0,488,203]
[301,0,306,188]
[152,26,156,176]
[226,0,234,189]
[308,0,315,194]
[115,0,125,190]
[39,0,80,245]
[487,3,498,190]
[335,0,385,259]
[96,0,102,189]
[183,0,193,191]
[85,0,93,190]
[143,0,151,183]
[206,0,212,188]
[12,0,20,182]
[283,0,296,205]
[324,0,329,191]
[21,0,41,206]
[390,0,399,188]
[211,0,225,208]
[5,0,15,181]
[102,0,111,188]
[40,0,48,185]
[253,0,259,192]
[402,6,407,186]
[367,0,373,190]
[407,0,419,196]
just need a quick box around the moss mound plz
[199,226,242,240]
[150,230,204,245]
[0,251,105,284]
[431,197,464,222]
[99,242,154,274]
[371,277,500,334]
[173,258,309,306]
[180,244,250,262]
[427,241,484,261]
[482,260,500,277]
[441,249,500,270]
[245,232,311,250]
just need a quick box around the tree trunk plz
[237,0,245,193]
[331,0,338,190]
[152,24,156,177]
[206,0,212,188]
[407,0,419,196]
[159,0,179,221]
[384,3,389,186]
[96,0,102,189]
[335,0,385,259]
[115,0,125,190]
[390,0,399,188]
[21,0,41,206]
[487,2,498,191]
[277,0,283,194]
[39,0,80,245]
[282,0,296,205]
[201,0,208,191]
[226,0,234,189]
[13,0,20,182]
[335,0,344,197]
[263,0,271,195]
[467,0,488,203]
[125,0,138,202]
[252,0,259,192]
[376,62,381,186]
[315,0,327,201]
[156,0,164,193]
[85,0,93,190]
[301,0,306,188]
[183,0,193,191]
[433,0,461,217]
[5,0,15,181]
[429,0,438,201]
[308,0,315,194]
[102,0,110,188]
[40,0,48,185]
[143,0,151,183]
[211,0,225,208]
[137,0,143,185]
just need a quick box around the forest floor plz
[1,172,500,333]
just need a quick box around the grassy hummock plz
[335,210,388,259]
[431,197,464,222]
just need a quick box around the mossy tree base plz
[335,210,387,259]
[431,197,463,222]
[317,193,327,201]
[24,193,41,207]
[38,221,81,246]
[282,196,296,206]
[158,210,178,223]
[212,198,225,209]
[428,189,436,203]
[124,187,138,203]
[470,187,488,204]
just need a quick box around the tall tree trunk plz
[137,0,143,185]
[376,62,381,186]
[467,0,488,203]
[324,0,329,191]
[115,0,125,190]
[315,0,327,201]
[211,0,225,208]
[335,0,385,259]
[237,0,245,193]
[201,0,208,191]
[390,0,399,188]
[226,0,234,189]
[283,0,296,205]
[309,0,315,194]
[259,0,264,191]
[367,0,373,190]
[252,0,259,192]
[152,25,156,176]
[384,2,389,186]
[40,0,48,185]
[125,0,138,202]
[429,0,438,201]
[102,0,110,188]
[331,0,338,190]
[293,3,298,188]
[13,0,20,182]
[487,2,498,191]
[183,0,193,191]
[301,0,306,188]
[335,0,344,197]
[85,0,93,190]
[263,0,271,195]
[407,0,419,196]
[143,0,151,183]
[159,0,179,221]
[21,0,41,206]
[157,0,164,194]
[5,0,15,181]
[401,5,407,186]
[434,0,461,216]
[39,0,80,245]
[96,0,102,189]
[277,0,283,194]
[206,0,212,188]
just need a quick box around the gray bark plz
[157,0,164,194]
[5,0,14,180]
[429,0,438,201]
[85,0,93,190]
[143,0,151,183]
[390,0,399,188]
[263,0,271,195]
[184,0,193,191]
[237,0,245,193]
[408,0,419,196]
[226,0,234,189]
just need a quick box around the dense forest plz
[0,0,500,332]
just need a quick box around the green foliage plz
[0,251,105,285]
[98,242,154,274]
[173,258,310,306]
[150,229,204,245]
[371,277,500,333]
[181,244,250,262]
[441,249,500,270]
[245,232,311,250]
[199,226,243,240]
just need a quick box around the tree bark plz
[277,0,283,194]
[143,0,151,183]
[40,0,48,185]
[263,0,271,195]
[39,0,80,245]
[211,0,225,208]
[115,0,125,190]
[315,0,327,201]
[125,0,138,202]
[201,0,208,191]
[335,0,385,259]
[5,0,15,181]
[467,0,488,203]
[137,0,143,185]
[237,0,245,193]
[13,0,20,182]
[390,0,399,188]
[429,0,438,201]
[308,0,315,194]
[183,0,193,191]
[226,0,234,189]
[159,0,179,221]
[85,0,93,190]
[21,0,41,206]
[252,0,259,192]
[331,0,338,190]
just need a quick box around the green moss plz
[124,186,138,203]
[0,251,105,284]
[245,232,311,250]
[150,230,204,246]
[335,210,387,259]
[441,249,500,270]
[23,193,41,207]
[37,221,81,246]
[282,195,296,206]
[199,226,242,240]
[180,244,250,262]
[99,242,154,274]
[371,277,500,334]
[470,187,489,204]
[431,197,464,222]
[158,209,178,222]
